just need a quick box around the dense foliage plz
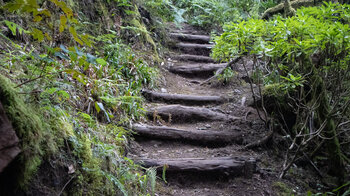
[213,2,350,186]
[0,0,159,195]
[2,0,350,194]
[141,0,282,30]
[173,0,279,30]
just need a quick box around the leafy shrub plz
[212,2,350,180]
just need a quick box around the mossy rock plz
[0,74,54,190]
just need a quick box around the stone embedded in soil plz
[168,63,227,78]
[132,124,243,145]
[137,157,256,177]
[147,105,240,123]
[142,89,230,105]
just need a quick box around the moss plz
[0,74,52,188]
[272,181,294,196]
[124,5,160,63]
[69,131,116,195]
[263,83,284,96]
[284,0,296,17]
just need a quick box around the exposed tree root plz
[261,0,324,20]
[200,57,241,86]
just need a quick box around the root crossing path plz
[129,24,274,196]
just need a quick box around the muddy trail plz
[128,24,290,196]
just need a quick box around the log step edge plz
[137,157,256,178]
[141,89,230,105]
[132,124,243,145]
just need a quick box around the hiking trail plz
[129,24,275,196]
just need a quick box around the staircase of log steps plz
[131,24,257,194]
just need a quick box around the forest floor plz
[128,24,320,196]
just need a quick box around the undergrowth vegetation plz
[213,1,350,192]
[2,0,350,194]
[141,0,282,30]
[0,0,160,195]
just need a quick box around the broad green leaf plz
[69,26,83,45]
[31,28,44,41]
[33,15,42,22]
[46,87,58,94]
[96,58,107,66]
[95,102,101,113]
[57,90,70,99]
[59,15,67,33]
[4,20,17,36]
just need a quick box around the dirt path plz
[129,24,279,196]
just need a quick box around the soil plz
[129,23,322,195]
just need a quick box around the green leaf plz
[59,15,67,33]
[31,28,44,41]
[33,15,42,22]
[96,58,107,66]
[94,101,101,113]
[46,87,58,94]
[4,20,17,36]
[69,26,83,45]
[57,90,70,99]
[162,165,168,184]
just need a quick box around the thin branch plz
[58,175,76,196]
[15,75,46,88]
[200,56,241,86]
[242,57,266,124]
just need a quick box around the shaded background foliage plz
[1,0,350,195]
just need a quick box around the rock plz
[0,101,20,173]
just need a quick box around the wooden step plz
[172,54,216,63]
[175,43,213,56]
[169,63,226,78]
[138,157,256,177]
[171,27,208,36]
[170,33,211,44]
[142,89,229,105]
[147,105,239,123]
[132,124,243,145]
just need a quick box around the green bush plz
[213,2,350,180]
